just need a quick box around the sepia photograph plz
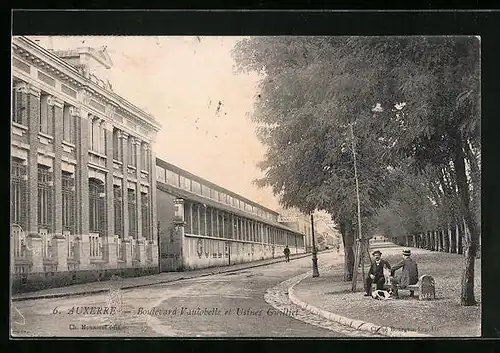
[10,34,481,338]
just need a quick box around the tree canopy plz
[232,36,480,304]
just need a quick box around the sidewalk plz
[12,251,314,302]
[289,242,481,337]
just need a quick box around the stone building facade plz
[278,212,313,252]
[156,159,306,271]
[10,36,161,293]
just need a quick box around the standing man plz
[364,250,391,297]
[390,249,419,298]
[283,245,291,262]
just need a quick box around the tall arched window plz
[88,116,94,150]
[140,144,145,171]
[141,191,150,240]
[114,184,123,238]
[12,83,27,126]
[38,164,53,230]
[93,119,100,153]
[128,137,134,166]
[128,188,137,238]
[89,178,105,234]
[113,128,122,161]
[100,120,106,154]
[39,94,54,136]
[89,116,98,152]
[62,172,75,234]
[11,157,27,228]
[63,105,75,144]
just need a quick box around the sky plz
[29,35,282,211]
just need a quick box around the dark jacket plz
[283,247,290,255]
[390,257,419,288]
[368,259,391,279]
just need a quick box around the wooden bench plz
[371,275,435,300]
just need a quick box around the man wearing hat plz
[390,249,419,298]
[364,250,391,296]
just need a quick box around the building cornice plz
[155,157,280,217]
[12,36,162,133]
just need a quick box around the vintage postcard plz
[10,34,481,338]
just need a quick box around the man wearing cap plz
[390,249,419,298]
[364,250,391,297]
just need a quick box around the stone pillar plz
[149,137,158,250]
[76,107,90,269]
[79,234,90,268]
[51,238,67,270]
[138,237,146,266]
[104,121,115,266]
[122,237,133,267]
[121,132,129,239]
[52,98,64,243]
[27,237,43,273]
[135,139,143,240]
[25,84,40,239]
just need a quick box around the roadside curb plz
[287,271,433,337]
[12,251,316,302]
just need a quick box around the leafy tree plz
[233,36,480,305]
[368,36,480,305]
[233,37,397,281]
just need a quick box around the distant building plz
[278,210,313,252]
[323,232,335,247]
[11,36,161,293]
[155,159,306,271]
[10,36,308,294]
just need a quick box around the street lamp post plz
[311,213,320,278]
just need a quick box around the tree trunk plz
[477,231,481,259]
[444,226,450,253]
[450,224,457,253]
[453,141,479,306]
[439,229,444,251]
[461,218,477,305]
[457,222,463,254]
[464,140,481,230]
[341,220,355,281]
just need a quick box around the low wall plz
[182,234,306,270]
[11,266,159,294]
[10,234,160,294]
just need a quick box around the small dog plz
[371,290,393,300]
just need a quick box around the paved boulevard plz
[11,251,379,338]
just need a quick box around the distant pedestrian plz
[283,245,290,262]
[336,244,340,253]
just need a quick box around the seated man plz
[364,250,391,297]
[390,249,419,298]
